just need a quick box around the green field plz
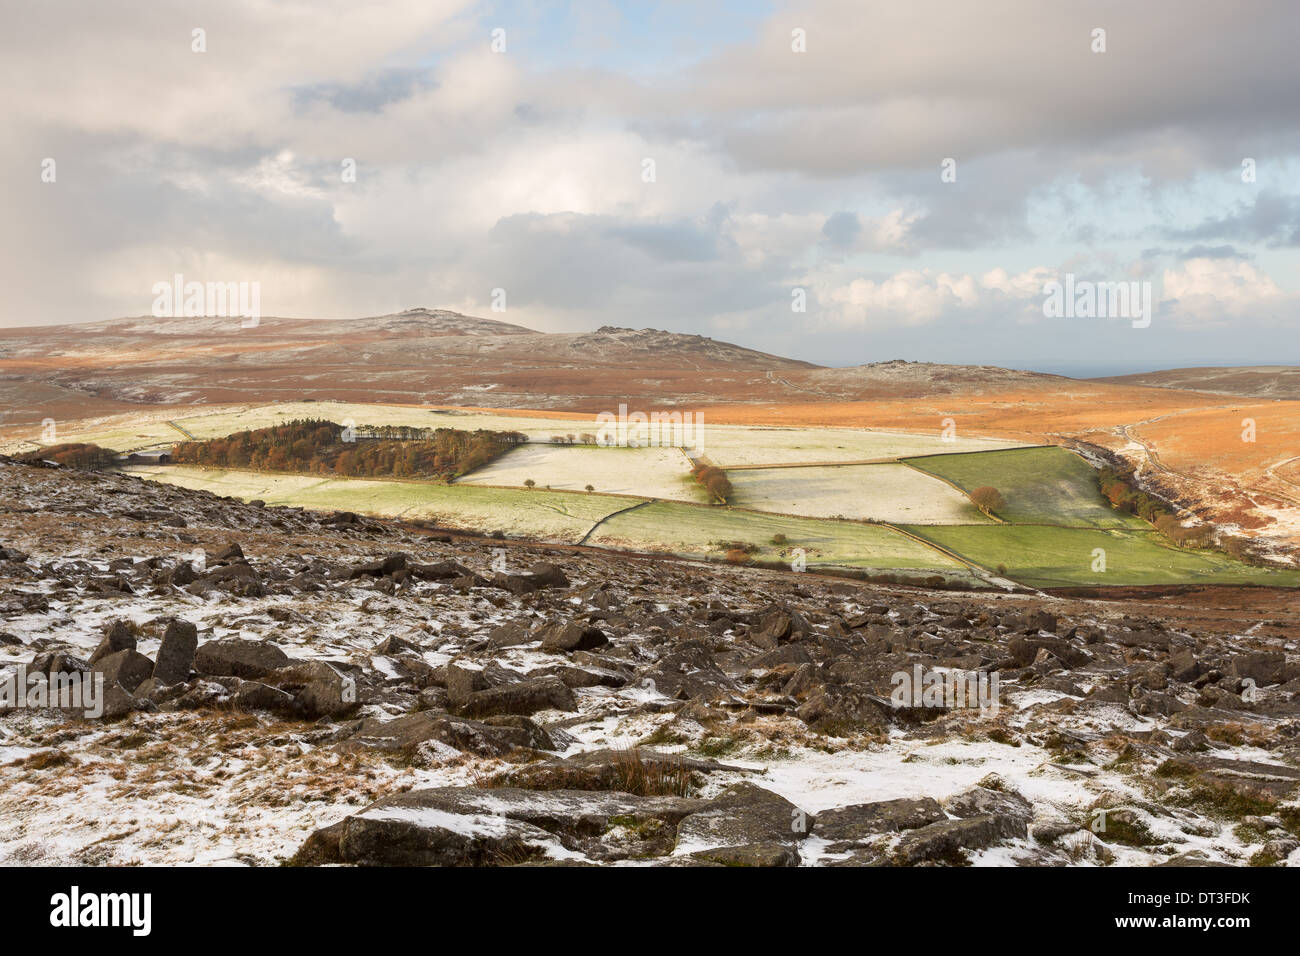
[130,466,641,543]
[587,501,975,578]
[96,400,1297,592]
[129,465,980,582]
[903,524,1300,588]
[903,446,1148,529]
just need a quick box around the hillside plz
[0,309,1143,419]
[1093,366,1300,400]
[0,308,816,413]
[804,360,1071,399]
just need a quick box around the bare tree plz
[970,486,1004,516]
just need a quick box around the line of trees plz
[550,433,599,445]
[1098,464,1169,523]
[692,463,733,503]
[354,424,528,445]
[1096,462,1272,560]
[170,419,523,481]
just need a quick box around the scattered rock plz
[194,638,292,680]
[675,782,812,851]
[537,621,608,653]
[456,677,577,717]
[153,619,198,685]
[88,619,136,664]
[813,797,946,849]
[893,814,1027,865]
[92,649,154,694]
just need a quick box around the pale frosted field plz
[126,466,639,542]
[173,402,600,442]
[702,426,1023,467]
[37,400,1025,467]
[728,463,993,524]
[456,443,705,501]
[8,401,603,455]
[9,415,182,454]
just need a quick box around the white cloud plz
[1161,257,1286,322]
[818,267,1050,327]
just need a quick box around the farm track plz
[1265,455,1300,498]
[1120,415,1300,513]
[765,370,840,400]
[403,512,1000,590]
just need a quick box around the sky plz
[2,0,1298,375]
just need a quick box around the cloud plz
[1,0,1298,371]
[1160,257,1287,323]
[652,0,1300,177]
[1173,192,1300,247]
[814,258,1294,332]
[817,268,1049,327]
[1176,244,1251,261]
[292,67,440,114]
[821,211,861,248]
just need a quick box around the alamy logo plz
[151,273,261,328]
[594,404,704,450]
[1042,274,1152,328]
[0,667,104,718]
[49,886,151,936]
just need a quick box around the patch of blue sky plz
[471,0,775,75]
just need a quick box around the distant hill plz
[1,307,1293,419]
[1092,366,1300,400]
[0,308,816,413]
[803,360,1070,399]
